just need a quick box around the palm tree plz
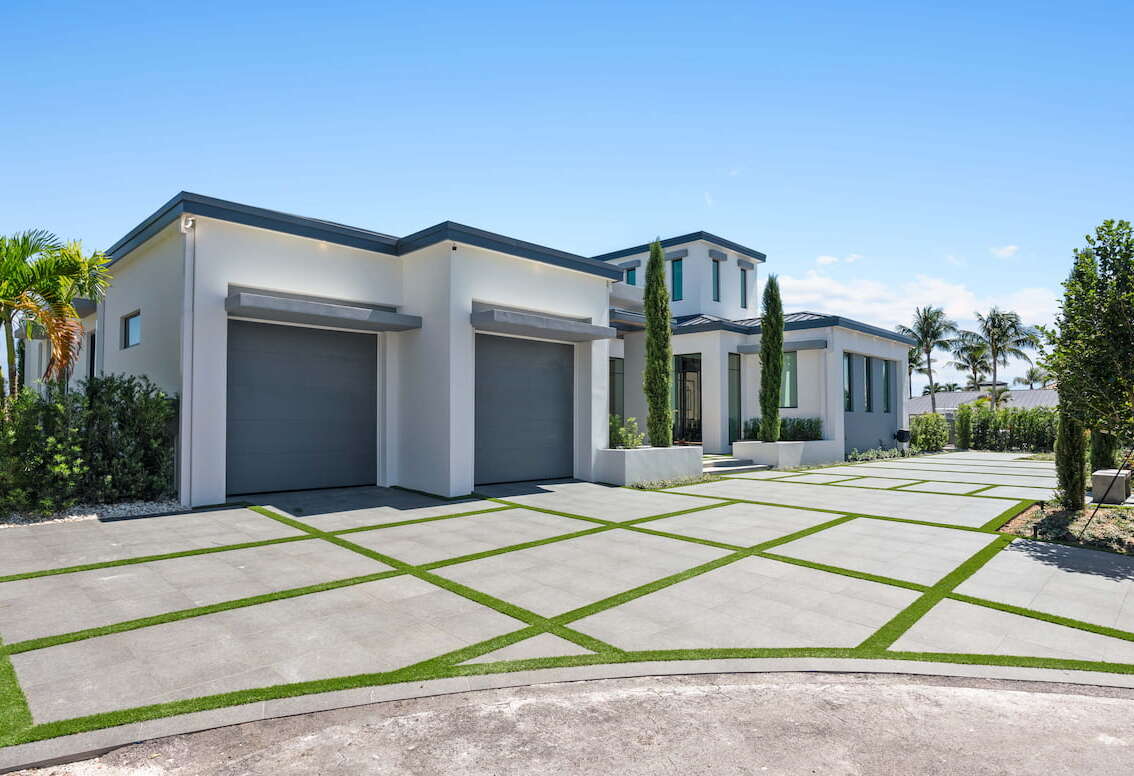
[942,382,961,392]
[906,347,925,399]
[922,383,941,396]
[1014,366,1049,389]
[898,306,957,413]
[973,307,1040,408]
[0,233,110,395]
[947,330,990,392]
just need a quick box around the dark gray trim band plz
[618,259,641,269]
[708,249,727,261]
[72,298,97,318]
[471,308,616,342]
[737,338,827,354]
[664,249,688,261]
[737,258,755,270]
[225,291,422,332]
[593,231,767,263]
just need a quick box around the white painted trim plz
[178,216,196,507]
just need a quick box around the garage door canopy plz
[226,321,377,495]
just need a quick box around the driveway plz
[2,452,1134,771]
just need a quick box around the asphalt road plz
[19,673,1134,775]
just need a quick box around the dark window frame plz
[671,258,684,301]
[121,311,141,349]
[780,350,799,408]
[844,353,853,411]
[740,267,748,308]
[865,356,875,412]
[712,261,721,302]
[625,267,636,286]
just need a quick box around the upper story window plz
[843,353,853,411]
[671,258,683,301]
[882,359,893,413]
[625,267,636,286]
[740,267,748,308]
[122,311,141,349]
[864,356,875,412]
[780,351,798,408]
[711,261,721,302]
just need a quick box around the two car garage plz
[224,321,577,495]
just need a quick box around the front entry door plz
[672,354,702,444]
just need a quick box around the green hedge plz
[0,376,177,514]
[910,413,948,452]
[742,416,822,442]
[962,405,1057,452]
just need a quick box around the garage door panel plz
[226,321,377,495]
[475,334,573,485]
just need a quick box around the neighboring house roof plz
[106,192,623,281]
[907,388,1059,415]
[591,231,767,263]
[610,309,916,346]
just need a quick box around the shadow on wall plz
[1009,538,1134,583]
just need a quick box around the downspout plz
[178,215,197,506]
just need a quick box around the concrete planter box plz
[1092,469,1132,504]
[594,445,703,486]
[731,440,844,468]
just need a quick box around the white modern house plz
[21,193,911,506]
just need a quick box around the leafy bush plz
[742,416,822,441]
[0,375,177,514]
[847,446,913,462]
[910,413,948,452]
[955,404,973,449]
[1089,430,1120,472]
[967,405,1056,452]
[608,415,645,449]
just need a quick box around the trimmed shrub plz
[0,375,177,514]
[1055,407,1087,510]
[955,404,973,449]
[966,405,1056,452]
[847,446,913,462]
[910,412,948,452]
[608,415,645,449]
[742,416,822,442]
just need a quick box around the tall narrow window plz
[625,268,636,286]
[844,353,853,411]
[609,357,625,418]
[671,258,683,301]
[780,351,798,408]
[864,356,875,412]
[122,312,141,349]
[87,332,97,381]
[740,268,748,308]
[728,352,741,442]
[712,261,721,302]
[882,360,893,413]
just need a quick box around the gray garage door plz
[475,334,574,484]
[226,320,377,495]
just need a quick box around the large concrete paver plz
[475,480,708,521]
[803,465,1057,488]
[641,502,841,548]
[0,540,387,644]
[0,509,303,577]
[256,486,499,532]
[667,478,1011,528]
[571,556,920,649]
[956,540,1134,631]
[896,481,984,494]
[866,460,1058,478]
[892,598,1134,663]
[770,518,996,585]
[344,508,594,565]
[11,575,524,723]
[832,477,914,489]
[977,485,1056,500]
[434,530,729,616]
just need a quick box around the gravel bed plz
[0,499,183,528]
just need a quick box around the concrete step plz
[702,458,771,475]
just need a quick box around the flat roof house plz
[21,193,912,506]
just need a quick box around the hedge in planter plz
[910,413,948,452]
[0,375,176,514]
[742,416,822,441]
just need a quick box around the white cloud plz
[990,245,1020,258]
[815,253,863,266]
[727,168,740,177]
[845,253,863,263]
[816,255,840,265]
[946,254,965,266]
[704,191,714,207]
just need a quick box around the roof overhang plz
[592,231,767,263]
[737,338,827,354]
[472,308,615,342]
[225,290,422,332]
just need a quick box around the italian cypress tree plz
[759,275,784,442]
[643,239,673,447]
[1055,407,1087,510]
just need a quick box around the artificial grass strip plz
[0,639,32,748]
[329,504,517,536]
[948,593,1134,644]
[2,569,405,656]
[0,534,316,585]
[979,500,1036,531]
[858,534,1014,651]
[752,515,856,551]
[756,551,930,593]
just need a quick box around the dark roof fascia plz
[664,313,916,344]
[107,192,401,263]
[397,221,623,280]
[592,231,767,263]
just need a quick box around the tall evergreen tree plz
[642,239,672,447]
[759,275,784,442]
[1055,409,1087,510]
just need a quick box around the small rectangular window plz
[728,352,741,442]
[882,360,893,413]
[844,353,853,411]
[625,268,636,286]
[87,332,97,381]
[712,261,721,302]
[671,258,683,301]
[740,268,748,308]
[780,351,798,408]
[122,312,141,349]
[609,357,625,418]
[865,356,875,412]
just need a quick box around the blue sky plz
[3,0,1132,391]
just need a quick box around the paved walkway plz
[2,452,1134,770]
